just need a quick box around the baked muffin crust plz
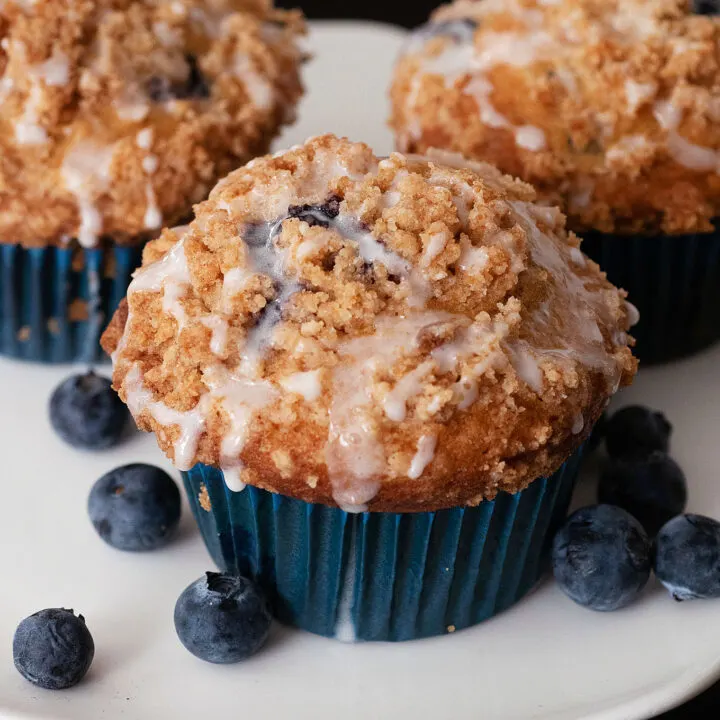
[102,135,637,512]
[0,0,305,247]
[390,0,720,234]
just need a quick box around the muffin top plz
[0,0,305,248]
[391,0,720,234]
[102,134,637,512]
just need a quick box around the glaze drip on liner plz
[106,137,636,511]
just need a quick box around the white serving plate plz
[0,21,719,720]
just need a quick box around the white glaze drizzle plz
[129,237,191,329]
[625,79,656,114]
[335,212,429,306]
[508,341,544,394]
[15,84,48,144]
[334,523,357,641]
[509,200,624,392]
[204,365,278,469]
[12,46,69,145]
[654,100,720,172]
[421,229,450,267]
[201,315,229,356]
[408,434,438,479]
[234,53,274,110]
[124,364,208,470]
[61,142,117,248]
[279,370,322,402]
[383,360,435,422]
[405,6,552,153]
[606,135,651,166]
[221,466,246,492]
[136,129,162,231]
[458,235,489,274]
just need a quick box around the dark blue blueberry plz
[412,18,478,44]
[287,195,342,227]
[598,452,687,536]
[147,54,210,102]
[13,609,94,690]
[49,371,129,450]
[693,1,720,14]
[604,405,672,460]
[174,572,271,663]
[88,464,181,551]
[552,505,651,611]
[654,514,720,601]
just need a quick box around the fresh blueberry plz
[49,371,129,450]
[13,609,94,690]
[552,505,651,611]
[654,514,720,601]
[174,572,271,664]
[147,54,210,102]
[88,464,181,552]
[604,405,672,460]
[598,452,687,535]
[412,18,478,44]
[693,1,719,14]
[287,195,341,228]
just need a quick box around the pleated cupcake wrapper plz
[0,243,143,364]
[181,450,582,642]
[581,228,720,365]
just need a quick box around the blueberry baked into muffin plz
[0,0,305,362]
[390,0,720,362]
[102,135,637,640]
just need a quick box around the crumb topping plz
[102,135,637,512]
[390,0,720,234]
[0,0,305,247]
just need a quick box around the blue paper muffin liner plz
[181,449,582,642]
[0,243,143,364]
[581,227,720,365]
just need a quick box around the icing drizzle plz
[112,148,632,508]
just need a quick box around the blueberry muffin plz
[390,0,720,363]
[0,0,305,362]
[102,135,637,640]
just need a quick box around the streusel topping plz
[102,135,637,512]
[390,0,720,234]
[0,0,305,247]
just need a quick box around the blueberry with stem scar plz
[174,572,271,663]
[13,609,94,690]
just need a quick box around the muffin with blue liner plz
[0,0,305,363]
[101,135,637,641]
[390,0,720,363]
